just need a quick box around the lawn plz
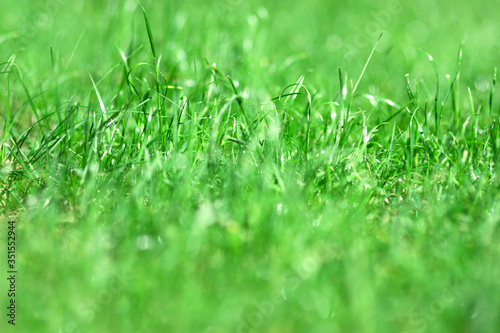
[1,0,500,332]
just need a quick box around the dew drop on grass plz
[475,78,490,92]
[136,235,152,251]
[124,0,137,11]
[195,203,216,229]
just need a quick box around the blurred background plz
[1,0,499,103]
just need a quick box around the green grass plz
[1,0,500,332]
